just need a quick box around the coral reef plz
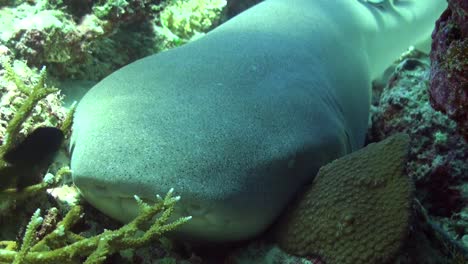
[155,0,227,48]
[368,51,468,248]
[0,2,226,262]
[429,0,468,139]
[0,57,67,143]
[277,133,413,264]
[91,0,157,23]
[0,188,191,264]
[0,0,228,81]
[0,57,70,224]
[0,0,157,80]
[0,1,465,263]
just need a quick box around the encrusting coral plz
[277,133,413,264]
[0,188,191,264]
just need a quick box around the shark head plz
[355,0,447,77]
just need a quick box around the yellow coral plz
[277,133,413,264]
[159,0,227,40]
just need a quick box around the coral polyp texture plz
[277,133,413,264]
[429,0,468,139]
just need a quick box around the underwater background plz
[0,0,466,263]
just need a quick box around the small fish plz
[0,126,64,191]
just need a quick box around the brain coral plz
[277,133,413,264]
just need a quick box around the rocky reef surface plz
[429,0,467,140]
[0,0,227,81]
[369,48,467,263]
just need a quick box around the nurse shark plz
[70,0,447,241]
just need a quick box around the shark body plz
[71,0,447,241]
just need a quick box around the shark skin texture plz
[70,0,447,242]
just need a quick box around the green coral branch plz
[0,167,69,204]
[83,235,111,264]
[30,205,84,252]
[1,58,30,95]
[0,168,70,220]
[115,189,191,248]
[0,58,67,195]
[0,241,16,251]
[0,59,59,155]
[60,101,77,138]
[0,189,191,264]
[12,209,43,264]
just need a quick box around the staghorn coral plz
[0,167,69,218]
[0,188,191,264]
[12,209,43,264]
[0,58,71,221]
[277,133,413,264]
[0,57,67,144]
[0,58,61,146]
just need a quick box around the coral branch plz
[0,189,191,263]
[12,209,43,264]
[0,60,58,150]
[60,101,77,138]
